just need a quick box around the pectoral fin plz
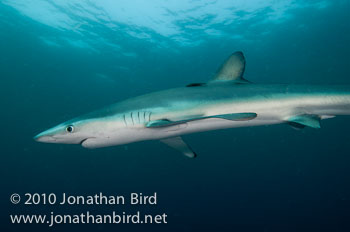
[146,119,173,127]
[287,114,321,129]
[160,136,196,158]
[214,112,257,121]
[146,112,257,128]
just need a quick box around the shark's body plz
[35,52,350,157]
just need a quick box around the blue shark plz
[34,52,350,157]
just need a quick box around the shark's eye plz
[66,125,74,133]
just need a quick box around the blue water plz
[1,0,350,231]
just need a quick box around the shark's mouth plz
[79,138,90,145]
[80,137,107,149]
[80,137,96,148]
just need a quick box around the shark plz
[34,51,350,158]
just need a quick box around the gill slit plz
[131,112,134,125]
[123,114,127,126]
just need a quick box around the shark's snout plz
[34,131,57,143]
[33,123,94,145]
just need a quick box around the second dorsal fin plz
[211,51,248,83]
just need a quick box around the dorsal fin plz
[211,51,248,83]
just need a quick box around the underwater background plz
[1,0,350,231]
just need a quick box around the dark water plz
[1,0,350,231]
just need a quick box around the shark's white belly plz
[143,117,280,140]
[94,106,282,148]
[83,94,350,148]
[133,95,339,141]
